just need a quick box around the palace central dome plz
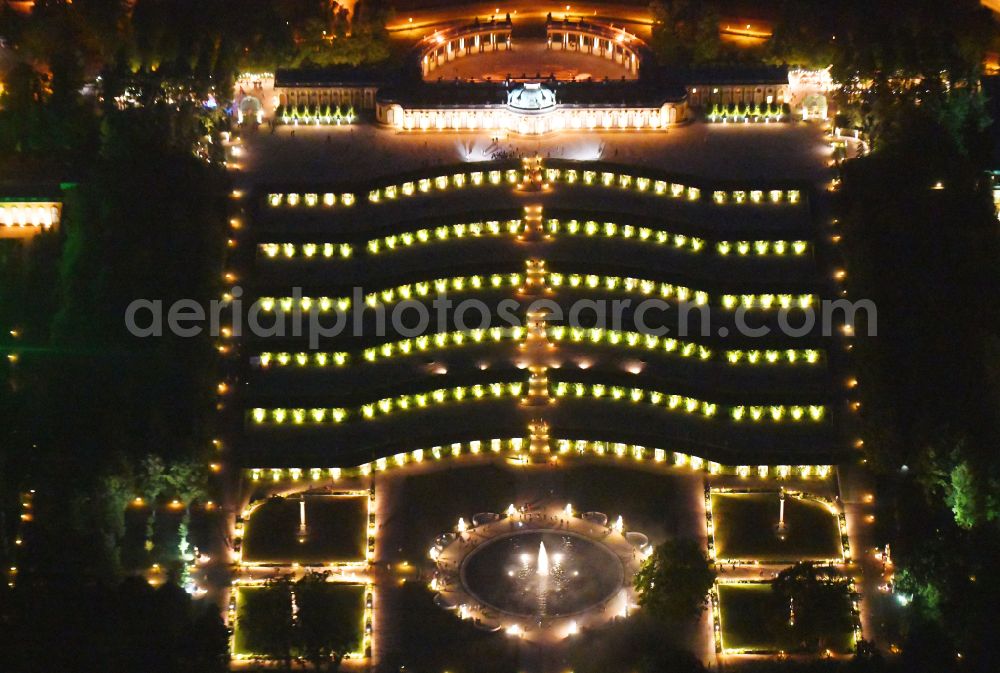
[507,82,557,111]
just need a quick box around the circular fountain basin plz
[460,530,624,618]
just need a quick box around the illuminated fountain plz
[432,507,647,637]
[462,530,623,619]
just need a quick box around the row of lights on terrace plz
[821,137,865,455]
[7,327,20,366]
[7,490,34,587]
[821,137,855,402]
[212,134,247,552]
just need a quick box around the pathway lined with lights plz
[517,204,558,453]
[705,482,862,658]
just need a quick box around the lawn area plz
[717,583,855,654]
[384,462,702,563]
[562,464,701,541]
[242,494,367,564]
[377,583,704,673]
[233,583,366,657]
[711,492,841,562]
[233,586,272,657]
[378,582,518,673]
[392,464,517,561]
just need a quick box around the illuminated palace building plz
[227,13,855,668]
[376,80,688,134]
[272,17,791,134]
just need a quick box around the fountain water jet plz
[776,489,788,540]
[439,519,647,633]
[536,541,550,577]
[297,498,307,543]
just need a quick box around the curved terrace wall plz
[545,18,647,76]
[417,20,514,78]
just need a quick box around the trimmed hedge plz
[707,102,790,122]
[275,104,356,125]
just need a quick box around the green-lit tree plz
[944,450,979,530]
[137,454,168,554]
[165,460,208,562]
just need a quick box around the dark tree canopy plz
[295,573,362,671]
[236,573,362,670]
[633,538,716,623]
[0,576,229,673]
[835,38,1000,670]
[238,577,295,667]
[771,563,856,653]
[648,0,723,67]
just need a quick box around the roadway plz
[387,2,657,43]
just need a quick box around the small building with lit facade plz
[0,185,66,239]
[682,66,791,108]
[273,65,389,112]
